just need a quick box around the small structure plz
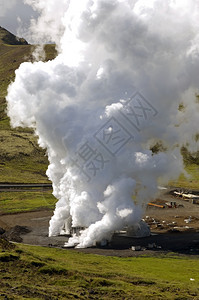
[96,239,109,247]
[174,191,199,203]
[126,220,151,237]
[148,202,165,208]
[131,245,141,251]
[71,227,85,236]
[165,201,177,208]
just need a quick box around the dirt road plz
[0,188,199,257]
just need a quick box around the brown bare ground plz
[0,189,199,257]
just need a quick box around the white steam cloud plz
[23,0,67,46]
[6,0,199,248]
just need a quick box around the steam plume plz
[6,0,199,248]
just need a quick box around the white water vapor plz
[6,0,199,248]
[23,0,67,46]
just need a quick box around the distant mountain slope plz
[0,26,28,45]
[0,29,57,183]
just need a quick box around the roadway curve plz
[0,183,52,192]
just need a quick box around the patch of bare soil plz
[145,189,199,234]
[0,189,199,257]
[2,225,31,242]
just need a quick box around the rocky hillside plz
[0,26,28,45]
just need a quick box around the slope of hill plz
[0,26,28,45]
[0,27,57,183]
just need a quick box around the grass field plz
[169,164,199,190]
[0,190,56,214]
[0,240,199,299]
[0,28,56,184]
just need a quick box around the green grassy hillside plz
[0,240,199,299]
[0,27,57,183]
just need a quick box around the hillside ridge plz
[0,26,28,45]
[0,30,58,183]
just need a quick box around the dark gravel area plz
[0,188,199,257]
